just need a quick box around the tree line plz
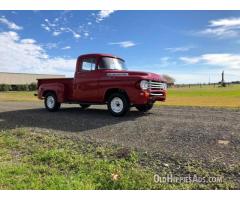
[0,83,37,91]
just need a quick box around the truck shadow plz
[0,107,145,132]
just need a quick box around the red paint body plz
[37,53,167,105]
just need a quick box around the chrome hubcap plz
[111,97,123,113]
[46,96,55,109]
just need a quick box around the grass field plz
[0,129,154,189]
[0,84,240,108]
[0,129,237,189]
[0,91,38,102]
[158,84,240,108]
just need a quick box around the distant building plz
[162,74,175,87]
[0,72,65,85]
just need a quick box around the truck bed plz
[37,78,74,101]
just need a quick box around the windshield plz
[98,57,127,70]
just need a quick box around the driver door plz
[73,57,101,102]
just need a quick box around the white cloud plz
[0,31,75,76]
[43,43,58,49]
[54,17,60,22]
[40,11,115,41]
[109,41,136,48]
[61,46,71,50]
[180,53,240,69]
[41,18,81,40]
[41,11,115,41]
[44,18,57,27]
[52,31,61,36]
[199,17,240,38]
[165,46,194,52]
[180,56,201,64]
[5,31,19,40]
[41,24,50,31]
[0,16,23,30]
[209,18,240,27]
[96,10,115,23]
[21,39,36,44]
[84,32,89,37]
[61,27,81,38]
[73,32,80,39]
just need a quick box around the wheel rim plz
[110,97,123,113]
[46,96,55,109]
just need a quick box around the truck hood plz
[129,71,166,82]
[106,70,166,82]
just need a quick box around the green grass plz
[158,84,240,108]
[0,129,158,189]
[0,129,238,189]
[169,84,240,97]
[0,91,37,102]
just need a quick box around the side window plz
[81,58,96,71]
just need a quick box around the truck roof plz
[79,53,124,61]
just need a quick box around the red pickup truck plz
[37,53,167,116]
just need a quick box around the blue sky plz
[0,10,240,83]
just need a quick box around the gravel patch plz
[0,101,240,169]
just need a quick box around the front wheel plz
[44,92,61,112]
[107,93,129,117]
[135,103,153,112]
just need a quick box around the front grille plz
[149,81,166,90]
[148,81,166,96]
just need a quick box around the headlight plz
[140,80,149,90]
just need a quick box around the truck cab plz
[73,54,127,102]
[37,53,167,116]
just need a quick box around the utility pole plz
[221,70,226,87]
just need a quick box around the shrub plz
[10,85,18,91]
[11,84,29,91]
[0,83,37,91]
[28,83,37,91]
[19,84,29,91]
[0,84,11,91]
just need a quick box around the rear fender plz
[39,83,65,103]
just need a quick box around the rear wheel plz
[79,104,91,109]
[44,92,61,112]
[135,103,153,112]
[107,93,129,117]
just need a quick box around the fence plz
[173,82,240,88]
